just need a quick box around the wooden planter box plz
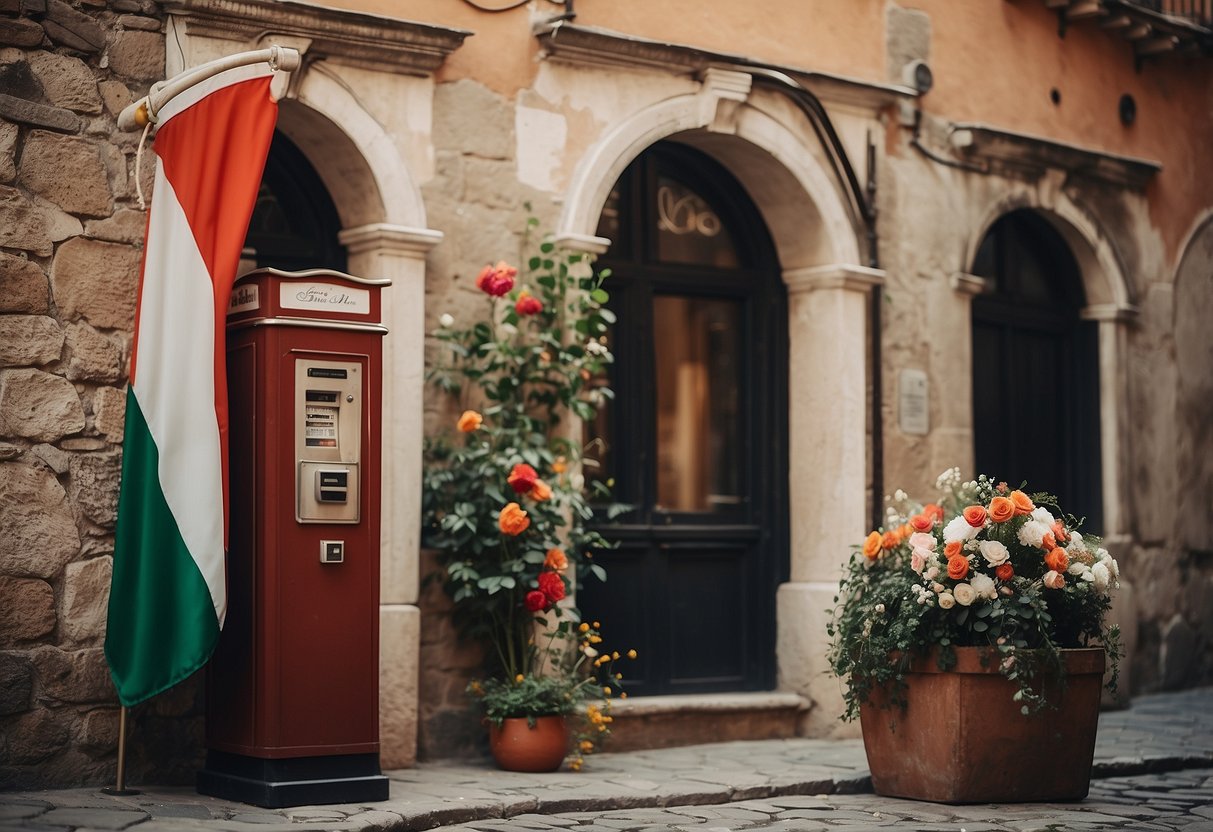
[859,647,1105,803]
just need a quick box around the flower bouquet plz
[827,469,1122,802]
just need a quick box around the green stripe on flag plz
[105,389,220,707]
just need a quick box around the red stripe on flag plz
[147,75,277,547]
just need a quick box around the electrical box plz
[199,268,389,808]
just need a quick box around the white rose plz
[1018,520,1049,548]
[938,592,956,609]
[944,516,980,544]
[1091,562,1111,594]
[970,572,997,599]
[1067,562,1089,577]
[924,566,940,581]
[1043,570,1066,590]
[1106,555,1120,581]
[953,583,977,606]
[439,313,455,328]
[875,603,886,614]
[1030,507,1056,527]
[1068,532,1088,555]
[978,540,1010,567]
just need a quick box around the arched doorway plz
[244,131,346,272]
[970,209,1103,530]
[579,141,788,696]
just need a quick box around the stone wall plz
[0,0,203,789]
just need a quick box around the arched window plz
[971,210,1102,531]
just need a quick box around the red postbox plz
[197,268,390,808]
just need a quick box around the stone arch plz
[555,86,861,271]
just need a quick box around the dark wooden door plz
[971,210,1103,531]
[579,142,787,695]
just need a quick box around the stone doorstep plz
[601,691,809,753]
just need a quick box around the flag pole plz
[100,706,140,796]
[117,45,301,132]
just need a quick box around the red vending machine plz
[198,268,390,807]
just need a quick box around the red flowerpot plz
[859,647,1105,803]
[487,715,569,772]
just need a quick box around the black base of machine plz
[197,750,388,808]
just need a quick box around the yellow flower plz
[592,621,601,628]
[514,673,524,683]
[457,410,482,432]
[612,651,620,660]
[579,622,590,633]
[620,692,628,699]
[627,649,638,659]
[579,740,594,752]
[589,635,602,644]
[603,686,612,695]
[615,673,622,680]
[569,758,582,771]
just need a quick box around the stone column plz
[924,272,990,477]
[339,222,442,769]
[776,263,884,737]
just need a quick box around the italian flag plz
[105,64,278,707]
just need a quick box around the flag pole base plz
[100,787,142,796]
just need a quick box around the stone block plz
[0,576,55,646]
[23,0,49,12]
[68,450,120,527]
[64,322,122,382]
[26,51,101,115]
[0,652,34,714]
[0,253,50,314]
[97,78,133,117]
[0,462,81,579]
[0,120,16,182]
[380,604,420,769]
[0,315,63,366]
[0,186,53,256]
[0,367,85,441]
[2,708,70,762]
[18,131,112,217]
[60,555,111,645]
[117,14,160,31]
[37,197,85,243]
[31,442,71,474]
[44,0,106,51]
[434,80,513,160]
[80,706,119,751]
[0,92,80,133]
[51,237,139,331]
[0,442,20,460]
[85,208,145,245]
[59,436,106,451]
[33,645,114,703]
[0,17,45,48]
[92,385,126,440]
[107,29,164,82]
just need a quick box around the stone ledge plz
[603,691,808,753]
[609,691,809,717]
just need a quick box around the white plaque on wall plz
[899,368,929,436]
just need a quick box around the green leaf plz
[591,288,609,304]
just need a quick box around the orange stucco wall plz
[321,0,1211,262]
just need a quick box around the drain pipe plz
[736,67,885,530]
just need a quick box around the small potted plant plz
[423,222,629,770]
[827,468,1121,803]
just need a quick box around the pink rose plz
[908,532,937,552]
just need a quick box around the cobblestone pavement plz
[2,688,1212,832]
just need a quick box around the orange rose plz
[552,456,567,475]
[923,503,945,523]
[1010,490,1034,516]
[882,531,898,550]
[995,562,1015,581]
[529,479,552,502]
[1044,548,1069,573]
[988,496,1015,524]
[962,505,988,528]
[947,555,970,581]
[862,531,882,560]
[1041,532,1056,551]
[544,547,568,572]
[498,502,530,536]
[1051,521,1069,544]
[944,540,963,560]
[457,410,482,432]
[910,514,934,533]
[899,524,912,541]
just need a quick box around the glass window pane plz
[655,177,739,268]
[653,295,743,513]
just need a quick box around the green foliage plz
[827,469,1121,721]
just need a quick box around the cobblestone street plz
[3,688,1213,832]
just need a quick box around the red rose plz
[515,291,543,316]
[538,571,565,604]
[525,590,548,612]
[475,261,517,297]
[507,463,539,494]
[995,562,1015,581]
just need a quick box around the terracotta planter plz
[487,715,569,772]
[859,647,1105,803]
